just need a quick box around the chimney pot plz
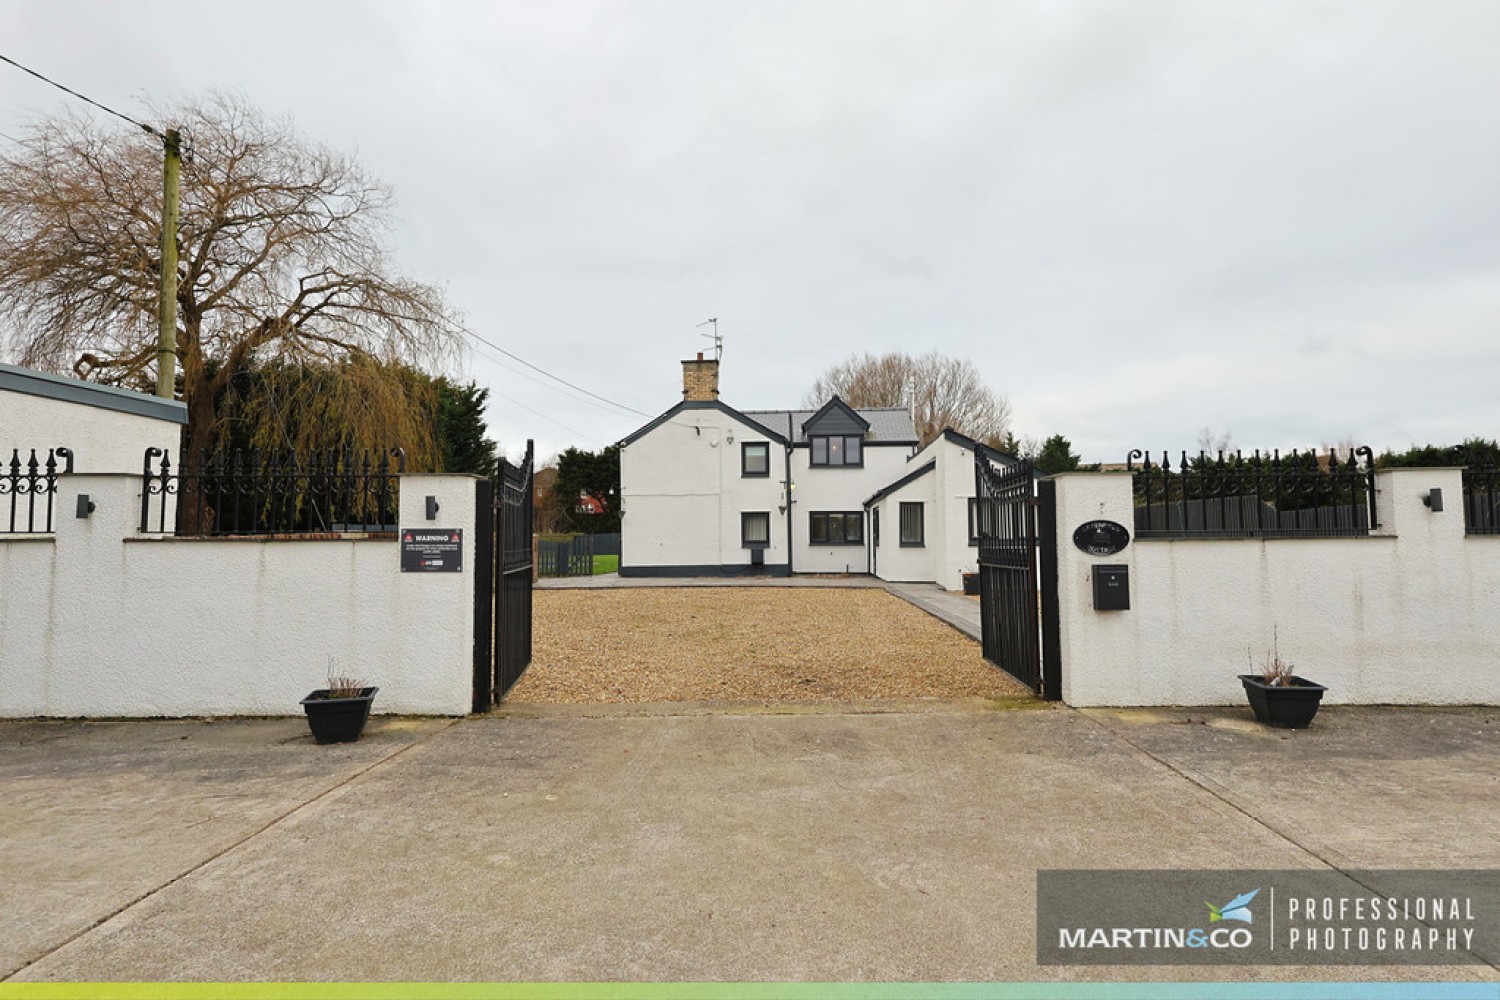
[697,352,704,360]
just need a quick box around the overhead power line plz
[0,53,162,139]
[465,339,642,420]
[487,388,605,447]
[444,318,654,419]
[454,319,750,444]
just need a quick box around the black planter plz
[1238,675,1326,729]
[963,572,981,595]
[301,686,378,744]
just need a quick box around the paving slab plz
[1084,705,1500,869]
[6,705,1494,983]
[0,715,454,979]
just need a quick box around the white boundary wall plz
[1053,468,1500,707]
[0,472,479,717]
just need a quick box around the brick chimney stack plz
[682,352,720,401]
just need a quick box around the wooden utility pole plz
[154,128,181,399]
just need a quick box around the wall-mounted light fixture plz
[75,494,95,519]
[1423,488,1444,512]
[425,496,440,520]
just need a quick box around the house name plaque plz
[1072,520,1130,556]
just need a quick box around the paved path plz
[536,573,983,641]
[881,582,982,641]
[4,705,1497,983]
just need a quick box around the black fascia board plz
[0,362,188,425]
[863,458,936,507]
[940,427,1029,467]
[619,399,790,448]
[800,395,871,436]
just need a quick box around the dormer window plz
[810,434,863,467]
[802,396,871,468]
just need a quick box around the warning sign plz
[400,528,463,572]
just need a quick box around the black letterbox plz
[1091,564,1130,611]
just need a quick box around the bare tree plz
[0,94,459,472]
[1320,436,1362,469]
[805,351,1010,447]
[1196,427,1235,456]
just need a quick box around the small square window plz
[899,502,925,547]
[742,511,770,548]
[742,441,770,477]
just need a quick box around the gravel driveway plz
[504,587,1033,703]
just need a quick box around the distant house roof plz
[0,362,188,425]
[740,406,917,445]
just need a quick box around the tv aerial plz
[696,317,722,360]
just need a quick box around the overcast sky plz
[4,1,1498,463]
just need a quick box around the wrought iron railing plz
[141,447,404,536]
[1127,447,1377,538]
[3,447,72,534]
[973,456,1036,561]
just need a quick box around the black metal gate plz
[975,455,1061,700]
[473,441,535,710]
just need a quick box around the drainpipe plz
[866,503,873,576]
[784,414,795,576]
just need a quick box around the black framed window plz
[741,441,770,477]
[809,435,864,467]
[742,511,771,548]
[899,502,925,547]
[809,511,864,545]
[968,498,999,545]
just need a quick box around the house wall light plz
[1423,488,1444,512]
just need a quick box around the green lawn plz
[593,554,619,574]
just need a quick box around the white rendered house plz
[619,355,1021,588]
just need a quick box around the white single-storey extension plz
[619,355,1021,589]
[1,361,186,472]
[865,428,1019,586]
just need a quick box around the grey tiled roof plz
[739,406,917,444]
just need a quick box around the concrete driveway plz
[3,703,1497,983]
